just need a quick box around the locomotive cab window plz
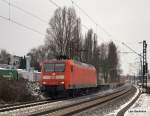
[44,63,54,72]
[44,63,65,72]
[55,63,65,72]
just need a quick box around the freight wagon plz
[0,68,18,80]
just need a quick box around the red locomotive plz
[40,59,97,96]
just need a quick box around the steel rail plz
[30,86,132,116]
[0,99,51,112]
[0,99,50,109]
[0,96,73,113]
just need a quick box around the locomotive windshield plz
[44,63,65,72]
[55,64,65,72]
[44,63,54,72]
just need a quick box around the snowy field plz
[125,93,150,116]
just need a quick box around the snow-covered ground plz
[105,85,139,116]
[125,93,150,116]
[27,81,46,100]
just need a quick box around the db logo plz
[52,73,56,76]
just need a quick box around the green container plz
[0,68,18,80]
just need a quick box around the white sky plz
[0,0,150,75]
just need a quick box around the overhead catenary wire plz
[0,15,45,36]
[122,42,142,57]
[69,0,145,58]
[119,51,136,54]
[8,0,10,20]
[69,0,112,37]
[69,0,105,42]
[51,0,147,61]
[70,0,97,25]
[1,0,48,24]
[1,0,145,60]
[49,0,60,8]
[71,0,111,38]
[81,24,89,30]
[48,0,90,31]
[67,1,117,42]
[68,0,109,42]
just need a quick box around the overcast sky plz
[0,0,150,74]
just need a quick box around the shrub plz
[0,77,35,103]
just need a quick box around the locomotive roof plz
[42,59,68,63]
[73,60,95,68]
[42,59,95,69]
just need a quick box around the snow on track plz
[106,85,139,116]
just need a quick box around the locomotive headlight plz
[43,75,50,79]
[43,81,46,84]
[60,81,64,84]
[56,75,64,79]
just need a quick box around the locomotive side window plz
[44,63,54,72]
[55,64,65,72]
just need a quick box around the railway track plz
[0,97,71,113]
[76,85,138,116]
[0,98,51,109]
[0,99,53,112]
[31,85,133,116]
[0,84,134,116]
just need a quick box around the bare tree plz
[46,7,81,58]
[27,6,121,79]
[98,43,109,83]
[83,29,93,63]
[70,18,83,60]
[92,34,100,75]
[107,41,119,82]
[27,45,47,71]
